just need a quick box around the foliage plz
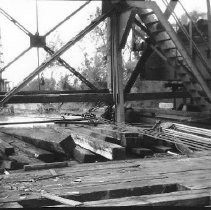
[57,74,77,91]
[77,6,108,89]
[22,76,56,91]
[45,32,65,68]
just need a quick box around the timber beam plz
[0,92,190,104]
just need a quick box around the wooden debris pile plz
[142,122,211,156]
[2,119,207,173]
[160,123,211,151]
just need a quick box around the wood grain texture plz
[0,155,211,207]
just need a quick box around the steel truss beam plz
[0,7,33,36]
[123,0,177,93]
[44,46,97,90]
[44,1,91,37]
[125,45,154,94]
[0,46,32,74]
[0,92,189,104]
[0,1,97,94]
[0,8,113,107]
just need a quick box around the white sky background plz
[0,0,208,87]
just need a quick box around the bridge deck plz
[1,153,211,207]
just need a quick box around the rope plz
[35,0,41,90]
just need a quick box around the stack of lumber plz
[140,122,211,157]
[57,124,160,159]
[0,132,46,171]
[0,125,128,167]
[0,120,185,171]
[159,123,211,152]
[0,128,74,172]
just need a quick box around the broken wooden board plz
[0,138,14,156]
[53,125,120,145]
[0,147,44,170]
[0,127,75,156]
[92,126,141,147]
[24,162,68,171]
[0,160,17,170]
[83,189,211,206]
[70,132,126,160]
[0,132,59,163]
[73,145,99,163]
[41,192,82,207]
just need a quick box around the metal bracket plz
[30,33,46,48]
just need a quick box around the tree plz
[22,76,56,91]
[57,74,77,91]
[78,6,108,89]
[45,31,65,68]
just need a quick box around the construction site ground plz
[0,109,211,207]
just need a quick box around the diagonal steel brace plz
[44,46,97,90]
[0,8,113,106]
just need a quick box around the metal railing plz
[162,0,211,75]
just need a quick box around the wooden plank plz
[24,161,68,171]
[0,138,14,156]
[0,202,23,208]
[1,155,211,205]
[70,132,126,160]
[8,149,44,169]
[0,160,16,170]
[65,126,120,145]
[0,145,44,170]
[0,133,58,162]
[73,145,98,163]
[0,169,210,207]
[0,127,75,156]
[41,192,82,207]
[93,126,141,147]
[83,189,211,206]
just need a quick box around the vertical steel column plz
[107,17,113,92]
[111,11,125,123]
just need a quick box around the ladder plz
[129,1,211,112]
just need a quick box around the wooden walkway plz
[1,154,211,207]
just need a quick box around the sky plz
[0,0,208,87]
